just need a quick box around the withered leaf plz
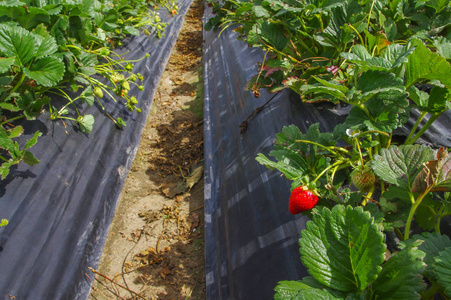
[412,148,451,193]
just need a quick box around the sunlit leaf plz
[299,205,385,292]
[372,144,435,191]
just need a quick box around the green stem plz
[294,139,349,156]
[405,112,442,145]
[361,184,375,206]
[57,116,78,122]
[421,281,443,300]
[348,25,364,47]
[404,111,427,145]
[10,72,26,94]
[355,130,390,138]
[0,115,25,126]
[435,216,441,234]
[404,191,428,240]
[358,103,372,119]
[313,160,348,183]
[354,138,364,167]
[366,0,376,32]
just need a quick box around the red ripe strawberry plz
[351,166,375,193]
[289,186,319,215]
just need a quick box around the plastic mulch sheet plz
[202,7,451,300]
[0,1,193,299]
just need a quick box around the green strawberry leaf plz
[252,5,270,18]
[24,130,42,150]
[274,278,344,300]
[24,56,65,87]
[426,86,451,113]
[414,194,440,231]
[382,44,416,69]
[300,84,348,102]
[0,24,36,66]
[17,6,50,30]
[256,148,309,180]
[402,233,451,281]
[33,34,59,59]
[433,37,451,60]
[434,247,451,297]
[79,85,94,106]
[370,240,426,300]
[22,150,40,166]
[50,16,69,46]
[371,144,435,191]
[7,126,23,138]
[407,85,429,108]
[124,25,140,36]
[257,20,289,51]
[0,125,15,152]
[275,125,303,146]
[299,205,385,293]
[425,0,449,13]
[345,90,409,133]
[357,70,404,94]
[0,160,14,180]
[404,38,451,89]
[77,114,95,133]
[0,57,15,72]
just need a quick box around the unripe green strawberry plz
[351,166,375,192]
[93,87,103,98]
[289,186,319,215]
[122,81,130,91]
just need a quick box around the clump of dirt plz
[89,0,206,299]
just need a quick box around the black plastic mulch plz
[0,1,193,299]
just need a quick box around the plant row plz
[207,0,451,298]
[0,0,179,180]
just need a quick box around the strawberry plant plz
[205,0,451,296]
[206,0,451,98]
[0,0,177,179]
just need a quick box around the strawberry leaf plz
[370,240,426,300]
[256,148,309,180]
[403,233,451,281]
[404,38,451,89]
[0,57,15,72]
[22,150,40,166]
[299,205,385,293]
[371,144,435,192]
[0,160,14,180]
[414,195,440,231]
[77,114,95,133]
[274,278,344,300]
[434,247,451,297]
[257,20,289,51]
[33,35,58,59]
[24,130,42,150]
[0,24,36,66]
[24,56,64,87]
[79,86,94,106]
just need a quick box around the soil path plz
[89,1,206,298]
